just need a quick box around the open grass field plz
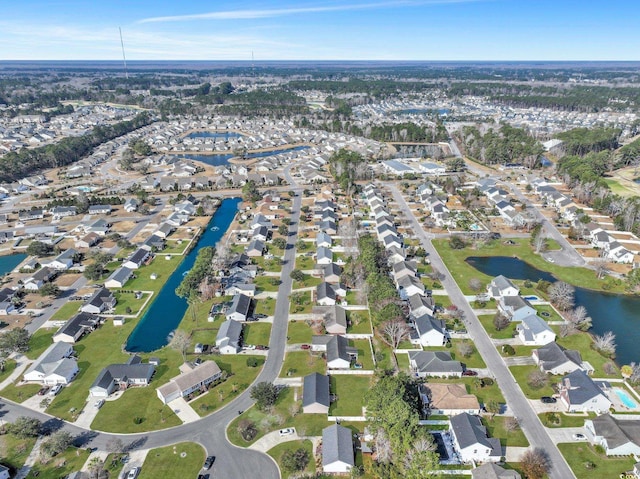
[554,328,619,377]
[121,255,184,293]
[113,291,151,316]
[477,314,517,340]
[481,416,529,447]
[267,440,315,479]
[287,320,314,344]
[0,381,41,402]
[254,297,276,316]
[558,442,636,479]
[329,376,370,416]
[0,434,36,474]
[138,442,205,479]
[433,238,624,294]
[280,351,325,378]
[539,412,594,428]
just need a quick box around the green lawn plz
[555,330,619,377]
[509,365,556,399]
[103,453,126,479]
[120,255,184,292]
[329,376,370,416]
[295,256,315,270]
[160,240,189,255]
[535,304,563,322]
[267,440,315,479]
[292,273,323,290]
[49,301,82,321]
[26,447,89,479]
[190,355,265,417]
[113,291,150,316]
[0,381,41,402]
[138,442,205,479]
[287,321,313,344]
[280,351,325,378]
[244,323,272,346]
[433,238,625,294]
[432,377,506,408]
[539,412,594,428]
[255,276,281,292]
[478,314,517,340]
[0,434,36,474]
[25,329,55,360]
[289,291,313,314]
[0,359,17,383]
[425,342,486,369]
[481,416,529,447]
[558,442,636,479]
[499,344,538,358]
[254,297,276,316]
[347,311,373,334]
[397,353,410,372]
[352,339,375,370]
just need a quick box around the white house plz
[516,314,556,346]
[322,424,354,474]
[487,275,519,299]
[532,342,584,375]
[23,342,78,385]
[450,413,502,464]
[413,316,448,347]
[559,370,612,413]
[585,414,640,456]
[215,320,243,355]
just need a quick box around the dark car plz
[254,313,267,319]
[541,396,557,404]
[462,370,478,376]
[203,456,215,469]
[37,386,50,396]
[300,344,311,350]
[256,345,269,350]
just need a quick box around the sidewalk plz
[0,354,33,390]
[15,436,45,479]
[249,429,303,453]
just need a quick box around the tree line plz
[459,124,544,167]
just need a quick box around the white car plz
[127,467,140,479]
[94,399,105,409]
[48,384,63,396]
[279,428,295,437]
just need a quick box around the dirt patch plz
[0,315,35,330]
[111,221,137,234]
[170,228,198,241]
[185,217,211,228]
[55,273,82,287]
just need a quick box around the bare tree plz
[594,260,610,280]
[468,278,483,292]
[594,331,616,357]
[559,322,578,338]
[457,341,474,358]
[527,370,548,389]
[493,313,510,331]
[629,362,640,384]
[504,417,520,433]
[569,306,592,331]
[374,428,393,464]
[548,281,575,311]
[169,330,192,362]
[521,448,550,479]
[533,227,547,253]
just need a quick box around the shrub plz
[133,417,144,424]
[246,357,259,368]
[502,345,516,356]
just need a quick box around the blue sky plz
[1,0,639,60]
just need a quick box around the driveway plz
[385,182,576,479]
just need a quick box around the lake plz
[177,145,310,167]
[185,131,246,140]
[0,253,27,276]
[466,256,640,366]
[125,197,241,352]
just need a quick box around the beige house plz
[420,383,481,416]
[156,361,222,404]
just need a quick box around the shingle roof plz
[409,351,463,374]
[589,414,640,450]
[322,424,354,468]
[472,463,521,479]
[562,370,607,405]
[450,413,501,456]
[302,372,330,409]
[535,342,582,372]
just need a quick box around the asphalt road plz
[386,183,576,479]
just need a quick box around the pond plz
[125,197,241,353]
[185,131,246,140]
[176,145,310,167]
[0,253,27,275]
[466,256,640,366]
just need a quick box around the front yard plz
[280,351,325,378]
[558,442,636,479]
[509,365,556,399]
[138,442,205,479]
[481,416,529,447]
[267,440,315,479]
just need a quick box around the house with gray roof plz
[215,320,243,355]
[472,463,521,479]
[104,266,133,289]
[80,287,116,315]
[533,342,585,375]
[42,248,76,271]
[322,263,342,284]
[23,266,55,291]
[450,413,502,464]
[409,350,463,378]
[123,248,150,270]
[516,314,556,345]
[23,342,78,385]
[246,239,265,257]
[559,370,611,413]
[302,372,330,414]
[585,414,640,456]
[316,232,332,248]
[408,293,436,319]
[396,274,425,299]
[226,293,252,321]
[487,275,519,299]
[312,305,347,335]
[156,360,222,404]
[90,355,155,397]
[312,335,357,369]
[322,424,354,473]
[142,233,165,251]
[413,316,448,347]
[392,260,416,281]
[498,295,536,322]
[88,204,112,215]
[316,246,333,265]
[316,282,337,306]
[53,312,100,343]
[155,222,175,239]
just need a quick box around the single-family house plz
[123,198,139,212]
[156,360,222,404]
[322,263,342,284]
[316,232,332,248]
[316,282,337,306]
[498,296,537,322]
[316,246,333,265]
[88,204,112,215]
[104,266,133,289]
[322,424,355,474]
[450,413,502,464]
[123,248,150,270]
[53,312,100,343]
[408,293,436,319]
[472,463,521,479]
[80,287,116,315]
[226,293,252,321]
[392,261,416,282]
[86,218,110,236]
[302,372,330,414]
[559,370,612,413]
[397,274,425,299]
[155,222,175,239]
[252,226,270,242]
[50,206,77,219]
[420,383,481,416]
[585,414,640,456]
[23,266,55,291]
[312,305,348,335]
[42,248,76,271]
[142,234,165,251]
[75,232,99,249]
[246,239,265,257]
[89,355,155,397]
[409,350,463,378]
[0,288,16,315]
[487,275,519,299]
[312,335,357,369]
[533,342,584,375]
[516,314,556,346]
[23,342,78,385]
[18,209,44,221]
[413,316,448,347]
[215,320,243,355]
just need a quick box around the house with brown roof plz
[419,383,481,416]
[156,360,222,404]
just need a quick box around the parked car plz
[94,399,105,409]
[126,467,140,479]
[572,433,586,440]
[203,455,215,469]
[197,475,210,479]
[48,384,63,396]
[462,370,478,376]
[256,345,269,350]
[254,314,267,319]
[279,428,294,437]
[38,386,50,396]
[300,344,311,350]
[541,396,557,404]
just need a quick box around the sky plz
[1,0,639,61]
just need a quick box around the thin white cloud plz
[138,0,480,24]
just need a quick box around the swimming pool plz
[615,389,637,409]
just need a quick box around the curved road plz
[0,190,303,479]
[386,183,576,479]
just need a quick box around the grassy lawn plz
[138,442,205,479]
[425,342,486,369]
[498,345,537,358]
[535,304,564,322]
[104,453,126,479]
[0,381,41,402]
[254,297,276,316]
[0,359,17,383]
[244,323,272,346]
[120,255,184,292]
[0,434,36,475]
[255,275,281,292]
[160,240,189,255]
[481,416,529,447]
[397,353,410,372]
[50,301,82,321]
[113,291,150,316]
[289,291,313,314]
[280,351,325,378]
[292,273,323,290]
[539,412,594,428]
[295,256,315,270]
[26,447,89,479]
[347,312,372,335]
[329,376,370,416]
[433,238,624,294]
[558,442,636,479]
[25,329,55,360]
[352,339,374,370]
[267,440,315,479]
[509,365,556,399]
[190,355,265,417]
[478,314,517,340]
[287,321,313,344]
[555,330,619,377]
[345,290,364,306]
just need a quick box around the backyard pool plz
[615,389,637,409]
